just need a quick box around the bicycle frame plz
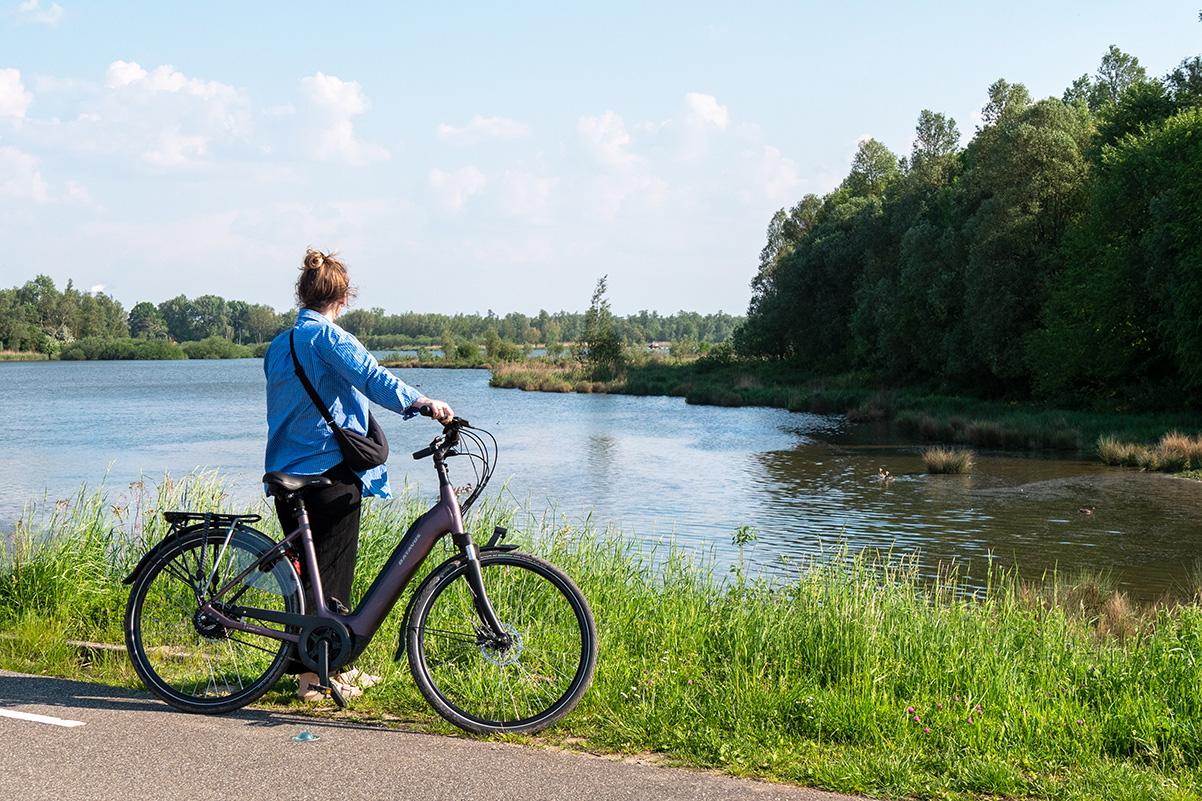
[194,440,508,672]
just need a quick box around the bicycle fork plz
[435,454,511,648]
[460,540,511,648]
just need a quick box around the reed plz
[1097,431,1202,473]
[921,446,977,474]
[2,478,1201,799]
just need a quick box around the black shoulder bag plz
[289,330,389,471]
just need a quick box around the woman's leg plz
[275,462,362,676]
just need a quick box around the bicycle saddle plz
[262,471,335,496]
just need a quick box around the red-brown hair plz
[296,249,357,312]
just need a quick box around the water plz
[3,360,1201,599]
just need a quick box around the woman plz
[264,249,453,701]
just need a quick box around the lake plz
[3,359,1201,600]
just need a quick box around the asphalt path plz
[0,670,867,801]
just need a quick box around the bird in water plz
[877,467,894,483]
[1078,506,1095,515]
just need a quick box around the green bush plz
[181,336,255,359]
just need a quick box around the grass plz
[3,473,1202,799]
[0,350,49,361]
[921,446,977,474]
[1097,432,1202,473]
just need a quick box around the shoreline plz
[488,358,1202,455]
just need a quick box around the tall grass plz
[1097,431,1202,473]
[921,446,977,474]
[2,476,1201,799]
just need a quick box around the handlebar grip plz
[417,405,434,417]
[412,444,435,460]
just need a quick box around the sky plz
[1,1,1199,317]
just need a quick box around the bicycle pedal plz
[327,682,347,709]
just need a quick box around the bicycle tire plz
[406,550,597,734]
[124,527,302,715]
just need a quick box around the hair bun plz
[304,250,325,271]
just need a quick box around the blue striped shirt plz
[264,309,423,498]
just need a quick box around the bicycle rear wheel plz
[406,551,597,734]
[124,527,302,715]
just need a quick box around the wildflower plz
[913,715,920,723]
[1076,719,1084,725]
[936,703,943,709]
[923,727,930,734]
[967,717,973,724]
[907,707,915,715]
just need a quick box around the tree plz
[758,195,822,276]
[158,295,194,342]
[1091,45,1147,109]
[981,79,1031,126]
[191,295,231,340]
[843,138,899,197]
[910,110,961,183]
[243,304,279,343]
[129,301,168,340]
[1166,56,1202,108]
[575,276,623,375]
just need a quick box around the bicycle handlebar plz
[411,412,471,461]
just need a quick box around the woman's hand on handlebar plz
[412,397,454,423]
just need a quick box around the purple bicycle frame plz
[198,474,474,654]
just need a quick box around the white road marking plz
[0,709,86,727]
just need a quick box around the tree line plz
[735,44,1202,412]
[0,278,741,358]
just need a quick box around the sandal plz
[336,667,382,689]
[297,672,364,703]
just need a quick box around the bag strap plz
[289,330,337,427]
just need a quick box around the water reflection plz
[748,435,1202,600]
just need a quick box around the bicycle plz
[122,416,598,735]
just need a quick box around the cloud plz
[105,61,146,88]
[105,61,240,102]
[498,170,556,221]
[299,72,388,164]
[428,165,486,212]
[18,0,64,25]
[143,129,208,166]
[436,115,531,145]
[578,111,637,169]
[753,145,800,203]
[64,180,90,203]
[684,92,728,130]
[0,146,49,202]
[0,69,33,117]
[89,284,105,295]
[92,61,251,166]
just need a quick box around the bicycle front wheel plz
[406,551,597,734]
[124,527,302,715]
